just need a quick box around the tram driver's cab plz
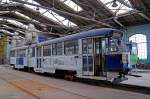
[105,32,130,81]
[82,31,130,80]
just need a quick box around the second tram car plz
[10,28,130,81]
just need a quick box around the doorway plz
[94,38,105,76]
[36,47,42,68]
[82,38,106,76]
[82,38,94,75]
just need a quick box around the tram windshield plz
[109,39,118,52]
[108,32,123,53]
[17,49,26,57]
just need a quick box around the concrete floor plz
[122,70,150,87]
[0,66,149,99]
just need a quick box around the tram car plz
[10,28,130,82]
[10,46,28,69]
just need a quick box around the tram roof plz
[11,45,28,50]
[10,28,123,49]
[38,28,123,46]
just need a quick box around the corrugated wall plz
[0,36,8,64]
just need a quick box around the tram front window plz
[109,39,118,52]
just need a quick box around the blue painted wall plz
[125,24,150,64]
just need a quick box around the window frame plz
[56,42,63,55]
[64,40,79,55]
[36,47,42,57]
[31,47,35,57]
[129,34,147,59]
[43,44,51,56]
[52,43,57,56]
[10,50,15,57]
[17,49,26,57]
[82,38,93,55]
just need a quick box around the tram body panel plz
[24,49,28,67]
[29,57,36,68]
[34,55,82,74]
[10,50,16,65]
[41,56,54,73]
[10,57,16,65]
[10,46,28,69]
[28,47,36,68]
[15,57,25,69]
[52,55,81,71]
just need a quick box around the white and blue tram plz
[10,46,28,69]
[10,28,130,81]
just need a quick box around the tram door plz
[82,38,94,75]
[36,47,42,68]
[94,38,106,76]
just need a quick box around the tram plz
[10,28,130,81]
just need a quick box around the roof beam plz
[34,0,77,13]
[0,21,63,36]
[72,0,114,18]
[11,0,113,27]
[117,0,132,8]
[72,0,120,27]
[128,0,150,21]
[34,0,92,25]
[0,16,69,35]
[0,4,71,33]
[0,3,70,33]
[0,3,59,25]
[138,13,150,21]
[113,18,125,28]
[0,26,25,36]
[129,0,146,10]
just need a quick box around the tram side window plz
[31,48,35,57]
[10,50,15,57]
[57,43,63,55]
[82,39,93,54]
[52,44,57,55]
[16,50,19,57]
[52,43,63,55]
[43,45,51,56]
[64,40,78,55]
[18,49,25,57]
[22,49,26,57]
[109,39,118,52]
[37,47,42,57]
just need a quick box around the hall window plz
[129,34,147,59]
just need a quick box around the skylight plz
[7,19,28,29]
[59,0,82,12]
[99,0,133,15]
[0,0,10,3]
[0,11,11,14]
[22,0,77,27]
[0,18,4,21]
[0,29,14,35]
[15,11,32,20]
